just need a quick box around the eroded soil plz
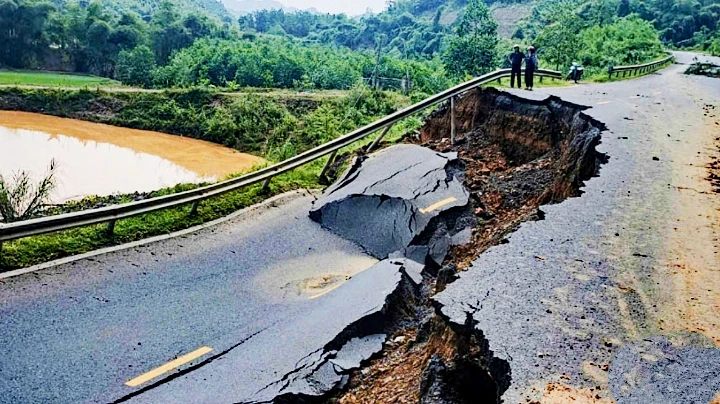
[324,88,606,404]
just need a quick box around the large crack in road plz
[4,56,717,404]
[259,87,608,404]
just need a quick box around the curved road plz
[0,193,381,403]
[1,52,720,403]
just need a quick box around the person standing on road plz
[525,46,538,90]
[508,44,525,88]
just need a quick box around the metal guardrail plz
[608,53,675,79]
[0,68,562,247]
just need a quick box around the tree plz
[0,0,55,67]
[115,45,156,87]
[579,15,664,66]
[443,0,498,77]
[86,20,115,75]
[617,0,631,17]
[536,11,584,70]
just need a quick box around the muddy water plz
[0,111,265,202]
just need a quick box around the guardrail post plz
[539,76,543,83]
[366,123,395,153]
[318,150,338,180]
[450,96,456,145]
[106,220,116,237]
[261,178,271,193]
[190,201,200,216]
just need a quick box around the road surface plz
[1,52,719,403]
[436,52,720,403]
[0,192,382,403]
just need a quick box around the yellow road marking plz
[419,197,457,214]
[596,101,611,105]
[125,346,213,387]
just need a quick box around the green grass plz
[0,163,322,270]
[485,75,574,90]
[0,70,122,88]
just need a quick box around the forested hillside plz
[1,0,718,94]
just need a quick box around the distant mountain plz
[223,0,299,15]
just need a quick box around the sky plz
[281,0,388,15]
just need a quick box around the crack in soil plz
[318,88,608,404]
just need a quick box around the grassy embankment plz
[0,86,419,270]
[0,70,122,88]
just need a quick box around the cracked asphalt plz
[0,192,381,403]
[0,144,467,403]
[310,144,471,263]
[1,51,719,404]
[436,52,720,403]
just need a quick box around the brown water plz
[0,111,265,202]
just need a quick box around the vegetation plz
[3,0,718,92]
[511,0,666,76]
[0,159,57,223]
[516,0,720,61]
[0,86,408,157]
[0,167,318,269]
[0,84,422,270]
[0,0,452,92]
[154,36,452,93]
[443,0,498,77]
[0,0,234,78]
[0,70,121,87]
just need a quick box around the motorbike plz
[567,63,584,83]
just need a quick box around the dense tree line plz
[0,0,454,91]
[2,0,718,94]
[0,0,232,77]
[154,36,451,94]
[517,0,720,58]
[238,7,449,59]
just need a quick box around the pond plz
[0,111,265,203]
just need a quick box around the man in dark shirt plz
[508,44,525,88]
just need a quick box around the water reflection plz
[0,112,264,203]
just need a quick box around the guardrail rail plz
[608,53,675,79]
[0,68,563,254]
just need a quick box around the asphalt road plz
[0,192,380,403]
[2,53,719,404]
[0,142,469,403]
[436,53,720,403]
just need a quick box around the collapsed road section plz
[296,88,607,403]
[116,88,605,404]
